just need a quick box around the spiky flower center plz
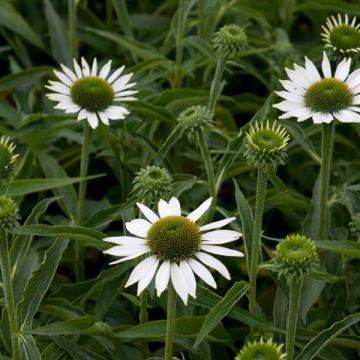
[177,105,212,131]
[236,338,285,360]
[330,25,360,50]
[249,128,287,153]
[0,137,17,181]
[71,76,114,112]
[147,216,201,261]
[304,78,352,112]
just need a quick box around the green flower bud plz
[133,166,173,203]
[0,136,18,182]
[349,213,360,236]
[177,106,212,139]
[236,338,286,360]
[212,24,248,59]
[0,196,20,231]
[243,121,290,169]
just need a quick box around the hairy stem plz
[164,284,177,360]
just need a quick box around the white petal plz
[335,58,351,81]
[136,203,159,223]
[99,60,112,79]
[180,261,196,298]
[333,109,360,123]
[125,255,158,287]
[196,252,231,280]
[60,64,77,81]
[187,197,212,222]
[115,90,138,97]
[98,112,110,125]
[47,93,72,102]
[155,260,171,296]
[305,57,321,81]
[168,197,181,216]
[187,258,216,288]
[312,112,334,124]
[200,217,236,232]
[322,52,332,78]
[77,109,90,120]
[170,262,189,305]
[285,67,311,89]
[109,252,147,265]
[64,104,81,113]
[103,244,148,257]
[81,57,90,77]
[201,244,244,257]
[352,94,360,105]
[104,105,129,120]
[46,82,71,95]
[91,58,98,76]
[103,236,146,245]
[293,64,314,86]
[275,91,304,102]
[125,219,152,238]
[55,102,77,111]
[279,80,305,95]
[53,70,73,87]
[114,97,137,102]
[201,230,242,244]
[108,66,125,83]
[346,69,360,89]
[137,258,159,295]
[73,59,83,78]
[112,74,133,92]
[157,199,174,218]
[273,100,304,112]
[87,112,98,129]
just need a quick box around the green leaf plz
[0,2,45,49]
[41,343,65,360]
[17,238,69,329]
[296,313,360,360]
[18,335,41,360]
[193,281,248,348]
[131,101,176,123]
[315,240,360,258]
[14,225,107,250]
[233,179,254,270]
[0,175,103,196]
[44,0,71,66]
[112,0,134,38]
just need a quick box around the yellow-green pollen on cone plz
[70,76,114,112]
[329,25,360,51]
[147,216,201,261]
[304,78,353,113]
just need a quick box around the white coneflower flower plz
[46,58,137,129]
[273,52,360,124]
[322,14,360,55]
[103,197,243,305]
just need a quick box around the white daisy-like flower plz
[103,197,243,305]
[273,52,360,124]
[322,14,360,55]
[46,58,137,129]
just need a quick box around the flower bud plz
[236,338,286,360]
[0,136,18,182]
[0,196,20,231]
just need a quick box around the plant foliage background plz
[0,0,360,359]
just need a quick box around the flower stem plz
[75,122,92,281]
[68,0,78,59]
[0,230,20,360]
[249,167,268,317]
[197,0,205,38]
[286,278,303,360]
[208,57,226,114]
[318,123,335,240]
[164,284,177,360]
[174,0,185,88]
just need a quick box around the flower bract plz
[46,58,137,129]
[235,338,286,360]
[103,197,243,304]
[0,136,18,182]
[273,52,360,123]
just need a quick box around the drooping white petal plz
[109,252,147,265]
[115,90,138,97]
[201,230,242,244]
[107,66,125,83]
[64,104,81,113]
[293,64,314,86]
[45,83,70,95]
[168,197,181,216]
[170,262,189,305]
[81,57,91,77]
[98,112,109,125]
[126,255,158,287]
[346,68,360,89]
[99,60,112,79]
[196,252,231,280]
[155,260,171,296]
[103,244,148,257]
[200,217,236,232]
[87,112,99,129]
[47,93,72,102]
[279,80,305,95]
[275,91,304,102]
[125,219,151,238]
[187,197,212,222]
[334,58,351,81]
[55,102,77,111]
[60,64,77,81]
[77,109,90,121]
[285,67,311,89]
[180,261,196,298]
[321,52,332,78]
[273,100,304,112]
[103,236,146,245]
[187,258,216,288]
[136,203,159,223]
[137,258,159,295]
[201,244,244,257]
[53,70,73,87]
[104,105,129,120]
[91,58,98,76]
[333,109,360,123]
[312,112,334,124]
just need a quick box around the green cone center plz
[304,78,353,112]
[250,129,285,152]
[329,25,360,51]
[147,216,201,261]
[70,76,114,112]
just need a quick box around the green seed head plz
[178,106,212,132]
[275,234,318,280]
[147,216,201,261]
[0,136,18,182]
[132,166,173,204]
[243,121,290,169]
[304,78,353,113]
[235,338,286,360]
[212,24,248,59]
[0,196,20,231]
[329,25,360,52]
[70,76,114,112]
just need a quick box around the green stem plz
[208,57,226,114]
[249,167,268,317]
[318,123,335,240]
[68,0,78,59]
[197,0,205,38]
[0,230,20,360]
[286,278,303,360]
[164,284,177,360]
[154,126,183,165]
[75,122,92,281]
[174,0,185,88]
